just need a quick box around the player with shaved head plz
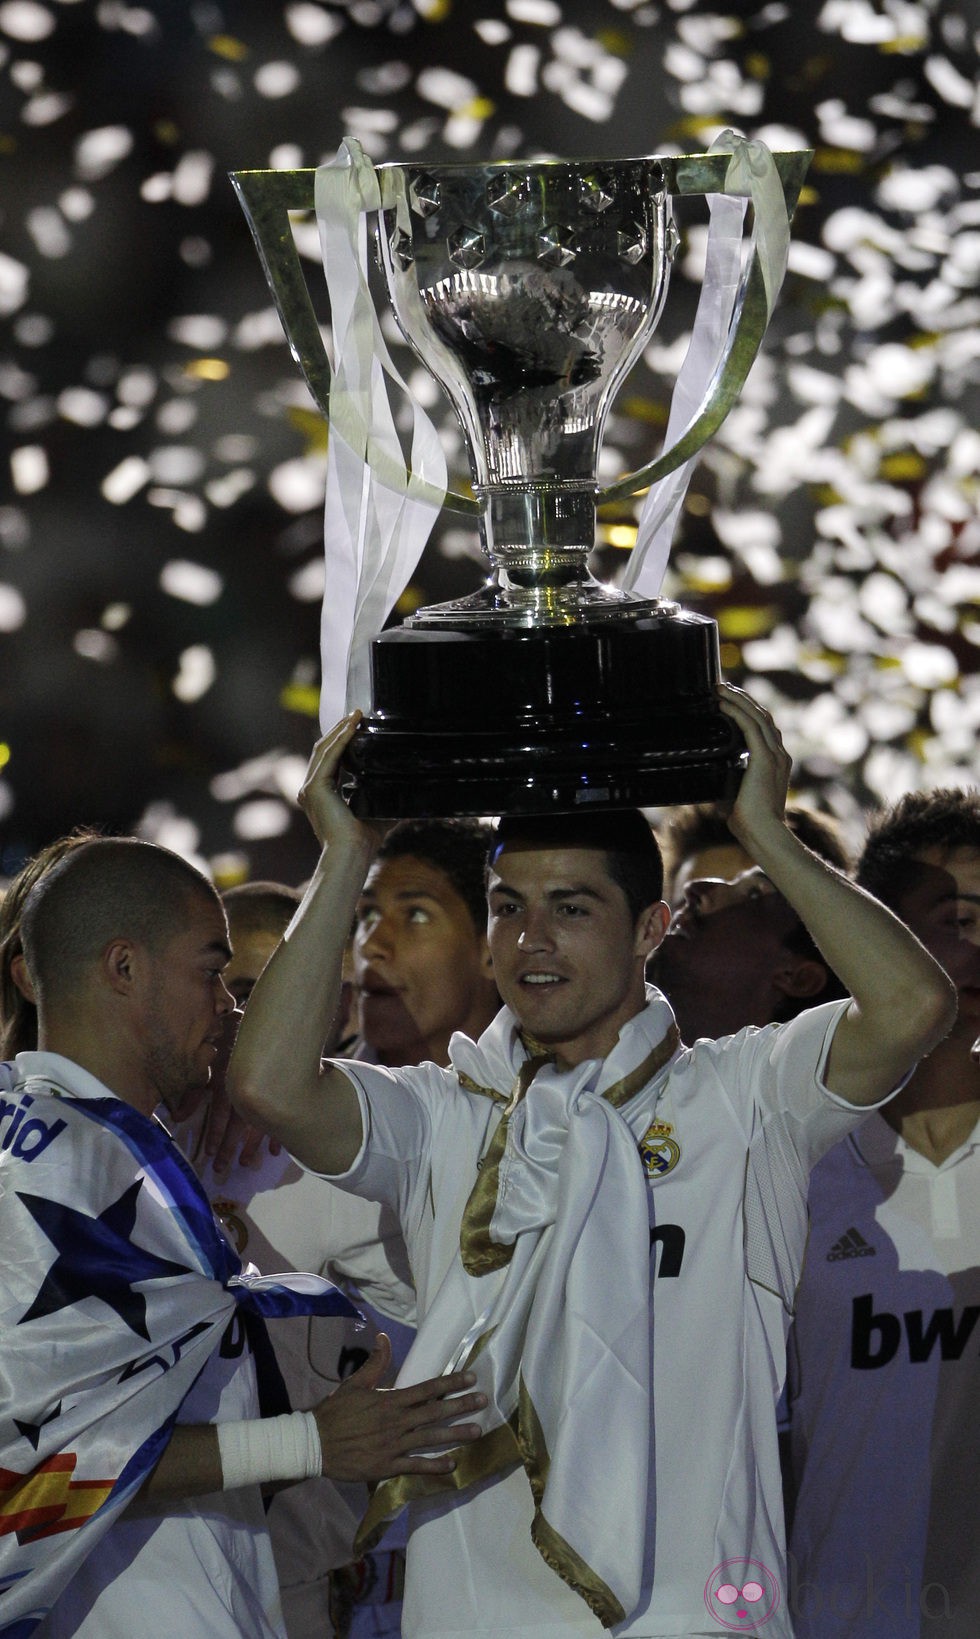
[0,836,485,1638]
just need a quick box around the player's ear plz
[773,956,828,1001]
[477,934,495,981]
[101,937,146,997]
[9,951,35,1004]
[635,900,670,960]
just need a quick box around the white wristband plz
[216,1411,322,1491]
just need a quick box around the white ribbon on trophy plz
[315,140,448,731]
[623,131,790,600]
[314,130,789,729]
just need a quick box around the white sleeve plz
[744,998,903,1169]
[695,1002,899,1312]
[298,1058,442,1234]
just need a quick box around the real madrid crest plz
[639,1119,680,1179]
[213,1198,249,1254]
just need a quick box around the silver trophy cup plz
[232,147,809,816]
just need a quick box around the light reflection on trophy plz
[231,147,810,817]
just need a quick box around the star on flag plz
[16,1179,194,1341]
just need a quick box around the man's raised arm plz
[718,685,957,1106]
[227,714,375,1174]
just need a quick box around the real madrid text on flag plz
[0,1060,359,1637]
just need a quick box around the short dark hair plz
[21,838,221,1008]
[857,787,980,912]
[222,880,302,939]
[662,801,852,879]
[376,818,493,934]
[0,829,102,1055]
[489,809,664,923]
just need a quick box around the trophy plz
[231,143,810,817]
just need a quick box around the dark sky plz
[0,0,977,883]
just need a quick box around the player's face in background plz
[650,869,804,1041]
[354,853,496,1066]
[222,926,284,1010]
[663,868,786,950]
[668,841,753,909]
[209,922,286,1092]
[893,847,980,1038]
[487,843,666,1070]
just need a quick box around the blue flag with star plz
[0,1059,359,1636]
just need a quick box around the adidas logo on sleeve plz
[827,1227,876,1261]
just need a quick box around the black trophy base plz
[340,608,746,819]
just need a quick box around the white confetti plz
[117,367,157,407]
[151,491,208,533]
[816,99,877,151]
[285,2,344,45]
[57,387,108,426]
[59,186,95,221]
[0,254,29,315]
[268,455,327,513]
[234,799,293,840]
[923,54,976,110]
[284,554,323,600]
[211,749,304,804]
[74,629,118,663]
[159,559,223,604]
[74,123,133,181]
[254,60,301,98]
[135,804,206,869]
[167,313,228,349]
[10,444,47,493]
[171,151,214,206]
[173,644,216,702]
[26,206,70,258]
[506,0,561,21]
[0,584,27,630]
[415,65,479,109]
[901,643,959,689]
[102,456,150,504]
[505,42,540,95]
[0,508,29,550]
[156,399,199,435]
[22,91,74,125]
[475,19,511,45]
[877,164,959,213]
[0,2,54,41]
[149,445,206,485]
[206,469,256,508]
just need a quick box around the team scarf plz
[0,1053,360,1639]
[357,990,681,1629]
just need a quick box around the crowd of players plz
[0,686,976,1638]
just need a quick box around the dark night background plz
[0,0,977,885]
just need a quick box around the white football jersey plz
[788,1113,980,1639]
[329,993,886,1639]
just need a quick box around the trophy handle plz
[599,148,811,505]
[230,151,810,518]
[229,167,481,517]
[229,169,331,417]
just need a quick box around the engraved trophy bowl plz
[231,148,810,817]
